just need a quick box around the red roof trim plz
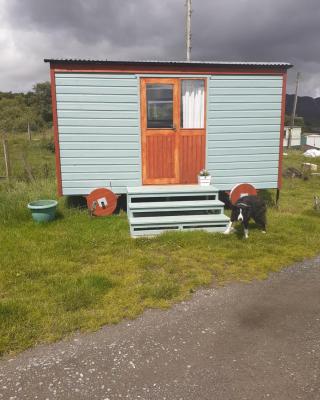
[50,68,63,197]
[278,72,287,190]
[51,62,287,75]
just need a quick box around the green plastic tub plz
[27,200,58,222]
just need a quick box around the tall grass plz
[0,136,320,356]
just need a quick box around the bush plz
[42,140,55,153]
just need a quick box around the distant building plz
[302,134,320,148]
[283,126,302,147]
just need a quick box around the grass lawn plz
[0,136,320,356]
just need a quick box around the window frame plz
[180,78,207,131]
[146,83,174,129]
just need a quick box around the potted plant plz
[198,169,212,186]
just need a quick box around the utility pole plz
[186,0,192,61]
[288,72,301,149]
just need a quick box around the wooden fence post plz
[21,150,35,182]
[27,122,32,141]
[2,137,11,181]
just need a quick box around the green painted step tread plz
[129,214,230,226]
[127,185,219,195]
[128,200,225,210]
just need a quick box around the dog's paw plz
[223,227,235,235]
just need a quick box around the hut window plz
[146,84,173,128]
[181,79,205,129]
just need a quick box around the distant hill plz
[286,94,320,128]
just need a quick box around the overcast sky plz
[0,0,319,96]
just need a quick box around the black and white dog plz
[224,195,267,239]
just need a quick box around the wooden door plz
[141,77,206,185]
[179,78,206,184]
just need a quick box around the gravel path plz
[0,256,320,400]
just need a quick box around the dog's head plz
[233,202,251,222]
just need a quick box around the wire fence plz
[0,130,55,183]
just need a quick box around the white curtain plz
[181,80,205,128]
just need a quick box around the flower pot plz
[198,175,212,186]
[27,200,58,223]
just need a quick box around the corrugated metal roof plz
[44,58,292,68]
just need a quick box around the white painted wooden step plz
[129,214,229,226]
[128,199,225,211]
[127,185,219,196]
[129,214,230,237]
[126,185,228,237]
[131,226,228,237]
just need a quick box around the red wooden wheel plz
[230,183,257,205]
[86,188,118,216]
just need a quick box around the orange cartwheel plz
[86,188,118,216]
[230,183,257,205]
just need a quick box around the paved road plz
[1,257,320,400]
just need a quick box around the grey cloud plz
[5,0,184,48]
[1,0,319,96]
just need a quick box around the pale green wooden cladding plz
[207,75,283,190]
[55,72,283,195]
[56,73,141,195]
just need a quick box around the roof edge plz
[44,58,293,69]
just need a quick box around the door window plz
[146,84,173,128]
